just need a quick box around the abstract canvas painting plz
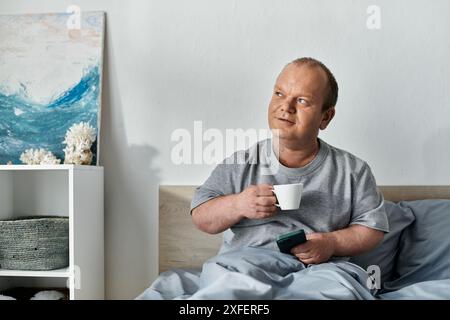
[0,11,105,165]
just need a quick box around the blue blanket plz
[137,247,377,300]
[378,280,450,300]
[138,247,450,300]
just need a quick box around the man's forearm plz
[191,184,278,235]
[328,224,384,257]
[191,194,243,234]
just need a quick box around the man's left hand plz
[291,232,335,265]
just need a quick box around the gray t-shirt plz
[191,138,389,257]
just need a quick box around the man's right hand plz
[235,184,278,220]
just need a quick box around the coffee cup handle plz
[271,188,280,207]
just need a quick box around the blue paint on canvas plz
[0,65,99,164]
[0,12,104,165]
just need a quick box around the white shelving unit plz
[0,165,104,300]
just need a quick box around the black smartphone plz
[276,229,307,254]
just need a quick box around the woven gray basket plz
[0,216,69,270]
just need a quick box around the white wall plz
[1,0,449,299]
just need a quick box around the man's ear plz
[319,107,335,130]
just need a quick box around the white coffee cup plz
[272,183,303,210]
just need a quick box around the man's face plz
[268,63,335,145]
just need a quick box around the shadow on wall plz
[99,22,161,299]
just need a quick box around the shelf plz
[0,165,102,171]
[0,267,70,278]
[0,165,104,299]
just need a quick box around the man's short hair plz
[289,57,338,112]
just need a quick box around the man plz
[191,57,388,265]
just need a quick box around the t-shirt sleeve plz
[190,161,235,213]
[350,162,389,233]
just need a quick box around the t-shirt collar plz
[268,137,329,177]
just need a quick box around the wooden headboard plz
[159,185,450,273]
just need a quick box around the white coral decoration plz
[63,122,96,165]
[20,148,61,165]
[63,122,96,146]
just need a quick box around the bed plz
[137,185,450,300]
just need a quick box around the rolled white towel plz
[30,290,65,300]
